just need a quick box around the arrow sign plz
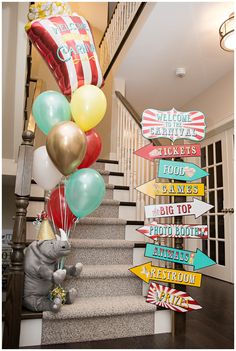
[147,282,202,313]
[137,222,208,240]
[134,143,201,161]
[141,108,206,142]
[136,180,205,198]
[158,160,209,181]
[129,262,202,287]
[145,198,214,219]
[145,243,216,270]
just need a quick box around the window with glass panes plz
[201,140,225,266]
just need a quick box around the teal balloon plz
[65,168,105,218]
[32,91,71,135]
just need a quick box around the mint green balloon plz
[32,91,71,135]
[65,169,105,218]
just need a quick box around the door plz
[200,128,234,282]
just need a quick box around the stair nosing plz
[71,239,135,248]
[42,295,156,320]
[96,159,119,164]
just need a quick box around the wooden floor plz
[25,275,234,349]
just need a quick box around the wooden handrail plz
[100,2,147,80]
[115,90,160,146]
[3,79,43,349]
[115,91,141,126]
[98,2,119,48]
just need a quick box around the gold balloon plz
[46,121,87,176]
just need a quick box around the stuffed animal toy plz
[23,227,82,313]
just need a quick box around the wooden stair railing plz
[115,91,186,334]
[115,91,160,147]
[99,2,147,79]
[3,79,42,349]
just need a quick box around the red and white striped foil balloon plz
[26,15,104,96]
[147,282,202,313]
[141,108,206,142]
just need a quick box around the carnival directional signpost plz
[145,198,213,219]
[129,262,202,287]
[134,143,201,161]
[145,243,216,270]
[141,108,206,142]
[146,282,202,312]
[137,222,208,240]
[130,105,213,315]
[158,159,209,182]
[136,180,205,198]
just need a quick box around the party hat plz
[37,217,55,241]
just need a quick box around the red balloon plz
[47,184,76,231]
[77,129,102,169]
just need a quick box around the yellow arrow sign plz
[129,262,202,287]
[136,179,205,198]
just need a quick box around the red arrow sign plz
[147,282,202,312]
[134,143,201,161]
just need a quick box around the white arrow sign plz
[145,198,213,219]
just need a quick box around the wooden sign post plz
[129,262,202,287]
[141,108,206,142]
[158,159,209,182]
[136,180,205,198]
[131,105,212,331]
[137,222,208,240]
[144,198,213,219]
[147,282,202,312]
[134,143,201,161]
[145,243,216,270]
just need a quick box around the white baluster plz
[133,123,139,219]
[119,103,124,173]
[117,101,121,166]
[126,114,132,188]
[129,120,135,201]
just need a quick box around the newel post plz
[3,130,34,349]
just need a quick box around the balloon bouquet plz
[27,3,106,250]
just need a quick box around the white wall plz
[2,3,18,159]
[181,70,234,255]
[181,70,234,130]
[2,2,29,162]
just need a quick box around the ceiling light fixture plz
[219,12,235,52]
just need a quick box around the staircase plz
[20,159,171,347]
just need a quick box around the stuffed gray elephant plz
[23,229,82,313]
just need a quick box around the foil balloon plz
[25,14,104,96]
[77,129,102,169]
[46,121,87,176]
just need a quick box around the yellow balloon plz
[70,85,107,132]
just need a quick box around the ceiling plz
[116,2,234,115]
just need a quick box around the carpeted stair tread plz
[105,184,115,189]
[43,295,156,320]
[77,217,127,225]
[79,264,133,278]
[70,239,135,248]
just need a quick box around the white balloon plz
[32,146,62,190]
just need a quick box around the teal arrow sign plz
[145,243,216,271]
[158,159,209,181]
